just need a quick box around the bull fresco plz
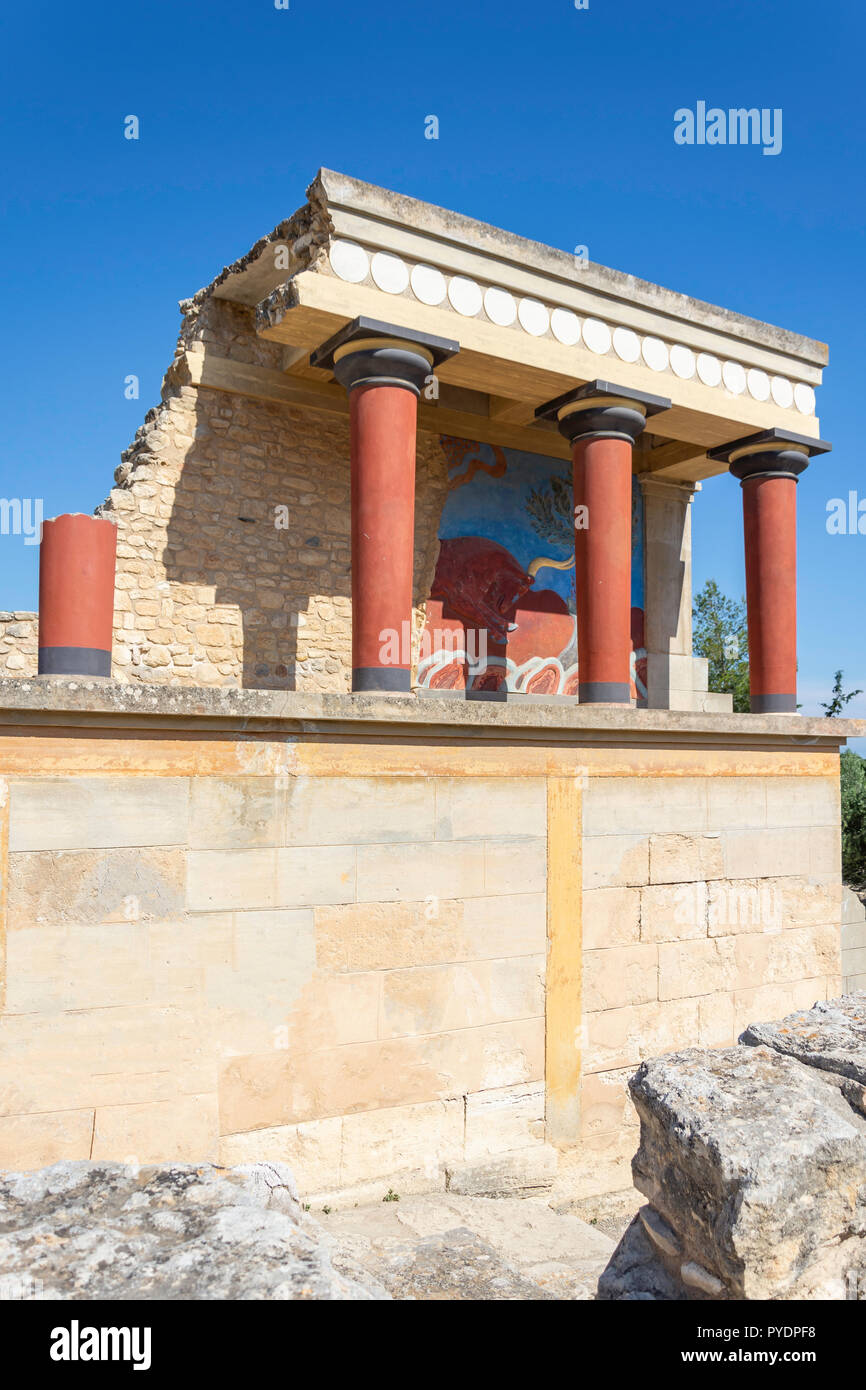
[418,436,647,697]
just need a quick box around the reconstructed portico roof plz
[184,169,828,482]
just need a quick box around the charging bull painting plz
[418,436,647,697]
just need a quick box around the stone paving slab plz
[322,1192,616,1300]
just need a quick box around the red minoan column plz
[537,382,670,703]
[709,430,830,713]
[311,318,458,693]
[38,514,117,677]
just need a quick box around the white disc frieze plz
[371,251,409,294]
[329,240,369,284]
[448,276,483,317]
[410,263,447,306]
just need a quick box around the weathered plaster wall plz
[91,298,448,692]
[0,693,845,1201]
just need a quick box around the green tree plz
[820,670,862,718]
[692,579,750,713]
[841,749,866,883]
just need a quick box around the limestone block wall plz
[0,693,846,1202]
[93,297,448,691]
[0,613,37,677]
[579,771,842,1196]
[842,886,866,991]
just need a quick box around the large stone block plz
[0,1162,386,1300]
[218,1018,545,1133]
[583,998,701,1074]
[640,881,707,943]
[91,1093,219,1164]
[218,1116,343,1193]
[188,776,282,849]
[7,847,186,928]
[583,943,658,1013]
[0,1110,95,1169]
[0,1004,216,1114]
[463,1082,545,1160]
[315,893,547,973]
[483,837,547,896]
[340,1098,464,1187]
[4,922,154,1014]
[580,1067,640,1139]
[583,777,708,837]
[723,826,821,880]
[732,978,828,1036]
[381,957,544,1038]
[355,840,486,903]
[658,937,736,1002]
[764,775,840,830]
[434,777,546,841]
[705,776,767,832]
[707,876,798,935]
[446,1147,557,1197]
[649,834,724,885]
[187,845,355,911]
[604,1044,866,1300]
[582,886,641,950]
[741,993,866,1086]
[733,924,840,992]
[9,777,189,852]
[284,776,436,846]
[582,834,650,890]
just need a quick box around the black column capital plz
[708,428,831,484]
[311,315,459,397]
[535,379,670,444]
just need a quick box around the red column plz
[572,436,634,703]
[536,382,670,705]
[350,383,418,690]
[710,430,830,714]
[741,474,798,713]
[38,514,117,677]
[310,320,459,694]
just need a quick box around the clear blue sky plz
[2,0,864,731]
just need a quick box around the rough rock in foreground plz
[0,1161,389,1300]
[599,993,866,1301]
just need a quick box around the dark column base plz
[352,667,412,694]
[750,693,798,714]
[38,646,112,677]
[578,681,632,704]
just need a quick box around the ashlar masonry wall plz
[0,689,846,1202]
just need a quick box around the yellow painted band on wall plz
[0,730,841,782]
[545,775,583,1147]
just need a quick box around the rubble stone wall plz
[0,613,37,677]
[93,297,448,692]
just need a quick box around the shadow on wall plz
[159,389,353,691]
[108,299,450,692]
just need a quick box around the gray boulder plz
[742,991,866,1085]
[0,1161,389,1300]
[599,1043,866,1300]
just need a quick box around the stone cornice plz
[0,679,860,747]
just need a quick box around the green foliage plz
[692,580,750,713]
[526,475,573,548]
[820,670,863,718]
[841,749,866,883]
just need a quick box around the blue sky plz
[1,0,863,730]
